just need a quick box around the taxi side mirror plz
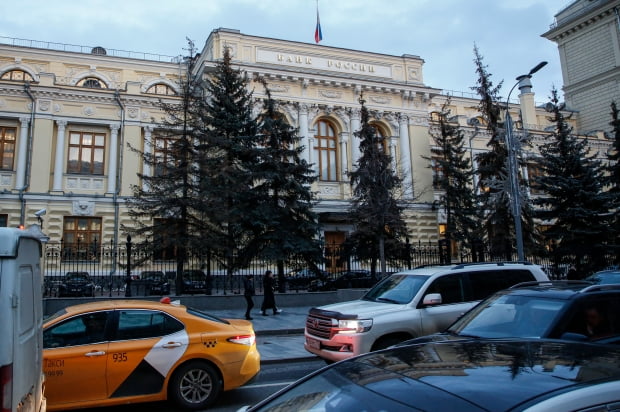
[423,293,442,306]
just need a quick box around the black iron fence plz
[42,237,617,298]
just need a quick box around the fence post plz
[125,235,132,297]
[405,237,412,270]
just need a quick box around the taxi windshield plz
[362,274,429,304]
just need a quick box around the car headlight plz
[334,319,373,334]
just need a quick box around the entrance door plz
[324,231,346,273]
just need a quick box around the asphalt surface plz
[205,305,316,363]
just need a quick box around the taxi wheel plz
[169,361,222,410]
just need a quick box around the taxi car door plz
[106,309,187,399]
[419,274,476,335]
[43,311,111,406]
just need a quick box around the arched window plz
[77,77,106,89]
[370,123,388,153]
[146,83,176,96]
[1,70,34,82]
[314,119,338,181]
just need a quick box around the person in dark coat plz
[261,270,282,316]
[243,274,255,320]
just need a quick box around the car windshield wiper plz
[375,297,401,304]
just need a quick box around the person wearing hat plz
[261,270,282,316]
[243,274,255,320]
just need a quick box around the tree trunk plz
[379,234,386,277]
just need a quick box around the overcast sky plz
[1,0,571,103]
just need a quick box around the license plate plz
[306,337,320,350]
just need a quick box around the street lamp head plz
[528,61,548,76]
[515,61,548,82]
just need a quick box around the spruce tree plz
[252,79,323,291]
[534,89,614,276]
[347,95,408,277]
[126,40,204,294]
[425,99,482,260]
[196,46,262,277]
[472,46,512,259]
[607,102,620,259]
[472,46,540,260]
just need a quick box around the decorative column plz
[389,137,397,169]
[339,133,348,180]
[52,120,67,192]
[298,104,310,165]
[142,125,153,190]
[14,117,30,190]
[350,108,361,167]
[107,123,120,194]
[398,114,414,197]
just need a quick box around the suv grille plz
[306,313,332,339]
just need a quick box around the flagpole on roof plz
[314,0,323,44]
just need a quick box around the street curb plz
[256,328,304,336]
[261,355,319,365]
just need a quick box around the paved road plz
[72,357,326,412]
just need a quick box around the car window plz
[426,274,468,304]
[560,297,620,341]
[43,311,110,348]
[468,270,536,301]
[115,310,183,340]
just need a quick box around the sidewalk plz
[206,305,317,364]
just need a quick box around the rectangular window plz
[0,126,16,170]
[62,217,102,261]
[0,214,7,227]
[431,157,444,189]
[154,136,179,177]
[67,131,105,175]
[153,218,180,260]
[527,162,544,194]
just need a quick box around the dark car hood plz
[343,339,620,411]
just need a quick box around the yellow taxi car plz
[42,299,260,410]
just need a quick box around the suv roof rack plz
[451,261,533,270]
[509,280,592,289]
[580,284,620,293]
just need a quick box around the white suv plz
[304,262,549,363]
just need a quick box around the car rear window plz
[187,308,230,324]
[468,270,536,301]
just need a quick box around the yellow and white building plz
[0,27,611,253]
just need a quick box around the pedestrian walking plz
[243,274,255,320]
[261,270,282,316]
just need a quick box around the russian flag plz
[314,9,323,43]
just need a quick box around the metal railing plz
[0,35,180,63]
[42,237,617,298]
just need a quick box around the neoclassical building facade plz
[0,28,611,256]
[543,0,620,134]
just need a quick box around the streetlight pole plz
[504,61,547,261]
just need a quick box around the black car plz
[309,270,382,291]
[405,281,620,346]
[286,268,328,290]
[246,339,620,411]
[585,269,620,285]
[140,270,171,295]
[58,271,95,297]
[182,270,210,294]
